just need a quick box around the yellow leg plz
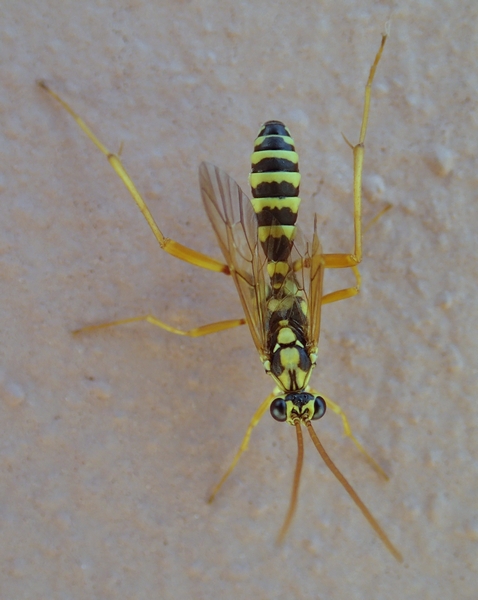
[308,388,389,480]
[321,266,361,305]
[322,203,391,305]
[363,203,392,235]
[208,392,275,503]
[73,315,245,337]
[38,81,229,275]
[322,31,388,270]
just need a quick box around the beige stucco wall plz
[1,0,476,597]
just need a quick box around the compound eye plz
[270,397,287,422]
[312,396,326,420]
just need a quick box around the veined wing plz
[199,162,269,356]
[199,162,325,360]
[290,216,325,354]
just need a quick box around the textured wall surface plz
[1,1,476,598]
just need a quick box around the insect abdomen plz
[249,121,301,288]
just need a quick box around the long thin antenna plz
[305,421,403,562]
[277,420,304,544]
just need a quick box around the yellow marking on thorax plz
[279,347,300,370]
[267,294,299,314]
[277,327,297,345]
[267,261,290,279]
[276,347,309,391]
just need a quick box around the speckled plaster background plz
[1,0,477,598]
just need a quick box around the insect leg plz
[322,202,392,305]
[308,389,388,480]
[321,266,361,305]
[322,31,387,270]
[39,81,229,275]
[73,316,245,337]
[208,392,275,503]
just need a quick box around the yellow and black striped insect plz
[40,29,401,561]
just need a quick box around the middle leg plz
[73,315,246,337]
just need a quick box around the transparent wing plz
[199,162,269,355]
[199,162,325,359]
[290,217,325,353]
